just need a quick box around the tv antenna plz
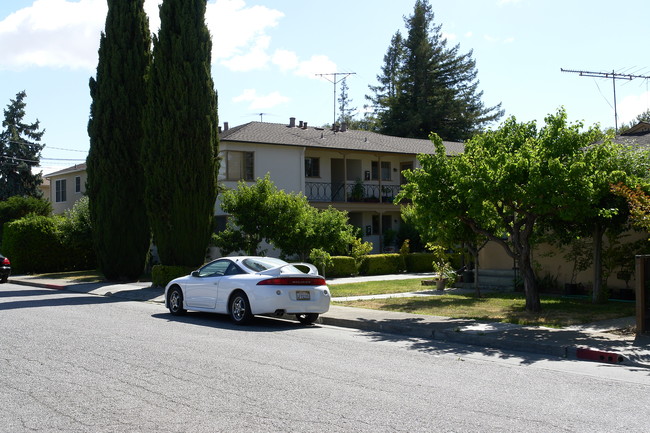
[316,72,356,126]
[561,68,650,132]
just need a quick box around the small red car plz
[0,254,11,283]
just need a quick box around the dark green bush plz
[152,264,194,287]
[405,253,436,273]
[59,197,96,271]
[0,195,51,242]
[3,215,65,274]
[325,256,356,278]
[363,254,403,275]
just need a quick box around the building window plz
[305,157,320,177]
[371,161,391,181]
[372,214,393,235]
[225,151,254,181]
[75,176,81,193]
[55,179,67,203]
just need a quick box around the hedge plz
[3,215,66,274]
[152,264,195,288]
[324,256,356,278]
[405,253,436,273]
[362,254,406,276]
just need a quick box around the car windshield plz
[241,257,304,274]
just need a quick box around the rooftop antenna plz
[561,68,650,133]
[316,72,356,126]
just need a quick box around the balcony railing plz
[306,181,401,204]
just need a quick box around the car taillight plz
[1,258,9,265]
[257,277,326,286]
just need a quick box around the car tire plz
[296,313,319,325]
[167,286,186,316]
[229,291,253,325]
[0,276,7,284]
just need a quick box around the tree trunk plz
[520,247,541,312]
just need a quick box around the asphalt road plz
[1,283,649,432]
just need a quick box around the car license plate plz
[296,291,310,301]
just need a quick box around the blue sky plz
[1,0,649,175]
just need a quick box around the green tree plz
[87,0,151,280]
[399,109,627,312]
[366,0,502,141]
[337,78,357,127]
[143,0,219,267]
[0,91,45,200]
[214,175,356,259]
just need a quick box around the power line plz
[561,68,650,132]
[316,72,356,126]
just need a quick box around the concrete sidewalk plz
[7,273,650,369]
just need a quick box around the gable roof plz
[220,121,464,156]
[44,163,87,178]
[614,121,650,147]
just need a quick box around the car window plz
[197,260,231,277]
[225,262,244,276]
[241,257,303,274]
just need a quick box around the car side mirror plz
[191,271,200,277]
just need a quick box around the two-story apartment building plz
[43,163,87,214]
[218,118,463,253]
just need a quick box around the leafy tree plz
[0,91,45,200]
[399,109,627,312]
[612,183,650,234]
[214,175,355,259]
[87,0,151,280]
[143,0,219,267]
[366,0,502,141]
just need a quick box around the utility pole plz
[561,68,650,133]
[317,72,356,126]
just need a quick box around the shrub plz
[405,253,436,272]
[363,254,403,275]
[152,264,194,288]
[59,197,96,271]
[0,195,51,242]
[325,256,356,278]
[3,214,65,274]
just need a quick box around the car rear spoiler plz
[258,262,320,276]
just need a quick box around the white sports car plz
[164,256,330,325]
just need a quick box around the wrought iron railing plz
[305,182,401,203]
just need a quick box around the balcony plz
[306,181,402,204]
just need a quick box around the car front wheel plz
[230,291,253,325]
[296,313,319,325]
[167,286,186,316]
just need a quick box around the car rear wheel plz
[230,291,253,325]
[167,286,186,316]
[296,313,319,325]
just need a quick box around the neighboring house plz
[218,117,463,253]
[44,163,87,214]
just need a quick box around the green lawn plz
[330,279,635,328]
[329,278,433,297]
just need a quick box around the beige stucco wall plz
[48,170,86,214]
[478,230,646,291]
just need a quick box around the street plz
[1,283,649,432]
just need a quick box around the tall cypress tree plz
[87,0,151,280]
[0,91,45,200]
[143,0,218,267]
[367,0,503,141]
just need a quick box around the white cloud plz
[295,55,337,79]
[465,31,473,38]
[618,91,650,125]
[221,35,271,72]
[0,0,105,70]
[272,49,300,72]
[233,88,289,109]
